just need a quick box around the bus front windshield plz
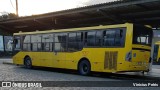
[133,25,153,46]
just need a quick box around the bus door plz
[13,36,21,55]
[53,33,67,68]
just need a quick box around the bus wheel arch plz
[24,55,32,69]
[78,58,91,75]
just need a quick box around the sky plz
[0,0,116,16]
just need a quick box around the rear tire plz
[24,57,32,69]
[78,60,91,75]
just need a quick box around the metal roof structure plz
[0,0,160,34]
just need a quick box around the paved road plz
[0,58,159,90]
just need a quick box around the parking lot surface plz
[0,58,159,90]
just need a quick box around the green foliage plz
[0,13,18,20]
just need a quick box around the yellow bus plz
[153,41,160,63]
[13,23,153,75]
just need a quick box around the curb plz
[2,62,14,65]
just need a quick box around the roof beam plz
[0,0,160,24]
[135,4,150,10]
[135,17,160,21]
[77,22,114,27]
[71,15,116,23]
[121,10,160,16]
[0,25,15,33]
[97,9,123,23]
[79,12,92,16]
[33,19,54,29]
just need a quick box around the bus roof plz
[14,23,132,35]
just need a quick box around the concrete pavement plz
[1,58,160,80]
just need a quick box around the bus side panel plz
[29,52,42,66]
[53,52,66,68]
[40,52,54,67]
[65,48,105,71]
[116,24,133,72]
[65,52,79,70]
[64,48,128,73]
[13,52,43,66]
[13,51,24,65]
[89,48,105,72]
[65,48,110,71]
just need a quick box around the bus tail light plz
[126,51,132,61]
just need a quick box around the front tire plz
[78,60,91,75]
[24,57,32,69]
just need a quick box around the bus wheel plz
[24,57,32,69]
[78,60,91,75]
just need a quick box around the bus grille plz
[104,51,118,70]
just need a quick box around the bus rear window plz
[133,25,152,46]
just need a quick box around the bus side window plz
[103,30,115,46]
[115,29,122,46]
[95,31,102,46]
[42,34,53,52]
[60,33,67,52]
[54,33,61,52]
[54,33,67,52]
[31,35,41,51]
[22,35,31,51]
[103,28,125,47]
[84,32,88,46]
[77,32,83,50]
[68,32,77,51]
[87,31,96,46]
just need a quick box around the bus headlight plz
[126,51,132,61]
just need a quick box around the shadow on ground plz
[16,66,160,81]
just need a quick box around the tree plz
[0,12,18,20]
